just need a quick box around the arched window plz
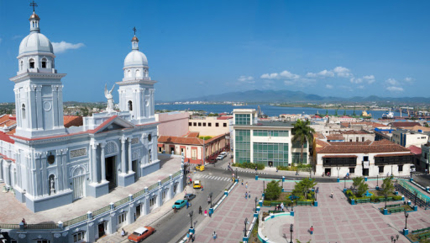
[128,101,133,111]
[29,59,35,69]
[41,58,47,68]
[22,104,26,119]
[127,70,131,77]
[136,69,141,78]
[20,61,23,71]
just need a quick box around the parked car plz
[193,180,202,189]
[195,165,205,171]
[128,226,155,242]
[216,155,224,160]
[172,199,187,209]
[184,193,196,201]
[220,152,227,156]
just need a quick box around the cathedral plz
[0,7,160,212]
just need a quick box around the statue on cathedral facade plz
[104,84,116,113]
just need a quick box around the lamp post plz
[282,176,284,190]
[243,217,248,237]
[210,192,213,208]
[344,176,346,189]
[377,174,379,187]
[289,224,293,243]
[337,166,340,179]
[404,211,409,231]
[263,181,265,194]
[189,211,194,229]
[414,191,418,206]
[235,168,238,179]
[254,197,258,212]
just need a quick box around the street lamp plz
[235,168,238,179]
[315,187,318,201]
[282,176,284,190]
[289,224,293,243]
[254,197,258,212]
[210,192,213,208]
[189,211,194,229]
[244,217,248,237]
[404,211,409,231]
[414,191,418,206]
[377,174,379,187]
[337,166,340,179]
[344,176,346,189]
[263,181,265,193]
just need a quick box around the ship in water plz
[232,103,247,106]
[381,109,394,119]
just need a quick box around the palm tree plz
[292,119,316,166]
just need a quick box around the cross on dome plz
[30,1,38,12]
[133,27,137,36]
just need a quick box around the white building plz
[1,8,162,213]
[315,139,413,177]
[391,129,429,148]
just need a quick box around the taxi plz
[193,180,202,189]
[195,165,205,171]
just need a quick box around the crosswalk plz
[196,174,232,181]
[224,167,269,175]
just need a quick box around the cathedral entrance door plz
[132,160,138,181]
[73,167,85,201]
[105,156,117,190]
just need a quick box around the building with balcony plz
[314,139,413,177]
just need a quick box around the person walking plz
[310,226,314,235]
[186,201,190,209]
[245,182,248,189]
[245,191,248,199]
[330,191,334,199]
[255,166,258,172]
[204,209,208,216]
[241,179,244,185]
[213,231,217,240]
[199,206,202,214]
[209,210,212,217]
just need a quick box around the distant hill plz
[172,90,430,104]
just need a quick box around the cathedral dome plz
[124,50,148,67]
[19,32,54,55]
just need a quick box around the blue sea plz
[155,104,402,119]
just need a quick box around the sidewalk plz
[96,185,192,243]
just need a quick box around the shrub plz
[276,165,290,171]
[345,189,354,198]
[265,180,282,200]
[232,162,265,170]
[393,195,402,201]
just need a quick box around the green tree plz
[357,182,369,198]
[381,177,394,209]
[292,119,315,166]
[292,178,317,200]
[352,177,369,197]
[265,180,282,200]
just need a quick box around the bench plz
[356,198,370,204]
[418,232,430,240]
[297,201,312,206]
[412,227,430,234]
[388,207,404,214]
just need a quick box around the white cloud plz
[350,77,362,84]
[386,86,404,92]
[52,41,85,54]
[305,72,317,78]
[261,70,300,80]
[325,84,333,89]
[284,81,295,85]
[306,70,334,78]
[385,78,399,86]
[363,75,375,84]
[404,77,413,83]
[333,66,352,78]
[358,85,365,89]
[237,75,254,83]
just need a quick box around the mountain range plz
[169,90,430,104]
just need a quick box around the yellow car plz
[193,180,202,189]
[195,165,205,171]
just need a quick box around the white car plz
[216,155,224,160]
[220,152,227,156]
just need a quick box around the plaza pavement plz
[0,155,181,225]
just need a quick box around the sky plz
[0,0,429,102]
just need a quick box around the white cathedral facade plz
[1,9,161,212]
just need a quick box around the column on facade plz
[62,149,68,190]
[128,138,133,173]
[0,159,3,183]
[57,85,65,126]
[121,137,127,174]
[36,85,43,130]
[132,89,138,119]
[26,154,32,195]
[91,142,98,183]
[41,152,48,196]
[150,89,155,117]
[25,86,31,129]
[4,161,11,188]
[34,153,40,197]
[13,88,20,128]
[56,149,62,191]
[29,85,37,130]
[15,150,22,189]
[52,85,59,128]
[100,143,106,182]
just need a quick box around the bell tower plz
[10,4,66,138]
[117,28,156,124]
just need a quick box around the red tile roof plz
[64,116,83,128]
[391,122,421,128]
[185,132,200,138]
[351,122,388,128]
[322,155,358,158]
[318,139,409,154]
[408,145,422,155]
[340,123,350,128]
[326,135,344,140]
[374,153,413,157]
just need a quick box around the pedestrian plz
[186,232,190,241]
[242,179,244,185]
[204,209,208,216]
[281,202,284,211]
[245,182,248,189]
[255,166,257,172]
[245,191,248,199]
[121,228,125,237]
[213,231,217,240]
[186,201,189,209]
[330,191,333,199]
[248,192,251,199]
[191,233,195,242]
[208,196,211,204]
[276,167,278,172]
[310,226,314,235]
[209,210,212,217]
[199,206,202,214]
